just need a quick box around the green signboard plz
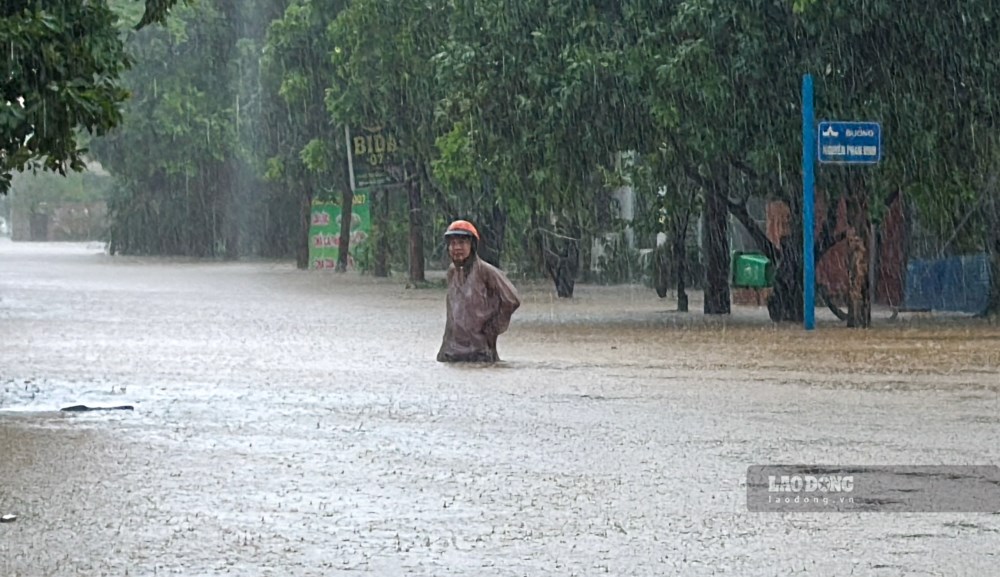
[309,193,371,270]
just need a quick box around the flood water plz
[2,238,999,576]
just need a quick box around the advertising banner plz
[309,192,371,270]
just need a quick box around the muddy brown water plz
[2,239,999,576]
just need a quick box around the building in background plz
[6,164,112,242]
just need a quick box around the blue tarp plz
[904,253,991,314]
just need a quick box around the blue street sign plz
[817,121,881,164]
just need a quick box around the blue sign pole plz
[802,74,815,330]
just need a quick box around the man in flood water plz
[437,220,521,363]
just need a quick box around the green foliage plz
[429,0,642,265]
[261,0,347,191]
[1,2,127,192]
[43,0,998,299]
[300,139,332,174]
[133,0,191,29]
[91,0,290,257]
[0,0,184,194]
[431,123,478,193]
[327,0,449,166]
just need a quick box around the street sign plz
[817,121,881,164]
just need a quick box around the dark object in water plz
[60,404,135,412]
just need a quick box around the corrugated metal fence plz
[904,253,991,314]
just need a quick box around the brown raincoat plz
[437,256,521,362]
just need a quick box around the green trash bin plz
[732,252,773,288]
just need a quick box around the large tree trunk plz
[525,200,545,275]
[477,201,507,268]
[541,216,579,298]
[655,212,691,311]
[473,176,507,268]
[845,232,870,327]
[373,188,390,277]
[674,228,689,312]
[703,183,731,314]
[654,243,670,299]
[767,234,804,322]
[296,183,312,270]
[547,242,579,298]
[407,172,425,284]
[767,193,803,322]
[336,188,353,272]
[846,180,872,328]
[221,163,239,261]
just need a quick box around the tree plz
[619,150,701,311]
[0,0,184,194]
[261,0,348,269]
[327,0,454,284]
[619,0,1000,326]
[433,0,641,296]
[93,0,287,258]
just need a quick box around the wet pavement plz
[1,238,999,576]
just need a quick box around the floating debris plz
[59,404,135,412]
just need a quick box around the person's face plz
[447,236,473,265]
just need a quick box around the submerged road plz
[2,239,999,576]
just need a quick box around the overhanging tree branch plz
[725,195,779,262]
[665,132,779,261]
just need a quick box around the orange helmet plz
[444,220,479,242]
